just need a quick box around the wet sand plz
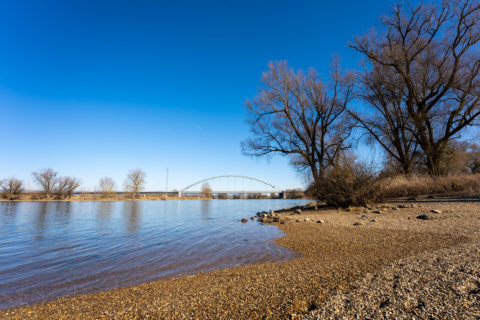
[1,200,476,319]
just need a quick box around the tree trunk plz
[425,148,442,176]
[401,161,412,175]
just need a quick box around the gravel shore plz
[305,200,480,320]
[1,199,477,319]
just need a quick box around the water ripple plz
[0,199,309,309]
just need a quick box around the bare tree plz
[55,177,81,199]
[242,60,354,182]
[201,182,213,199]
[352,0,480,175]
[99,177,116,198]
[351,61,419,174]
[32,168,58,199]
[125,169,146,198]
[0,177,24,197]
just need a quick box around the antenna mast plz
[166,167,169,193]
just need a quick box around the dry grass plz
[380,174,480,198]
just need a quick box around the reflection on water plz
[0,199,309,310]
[123,201,141,233]
[96,202,113,232]
[54,202,71,227]
[200,200,211,221]
[33,202,48,239]
[0,202,17,226]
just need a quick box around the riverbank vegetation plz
[244,0,480,207]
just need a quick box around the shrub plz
[284,189,305,199]
[307,161,380,207]
[0,177,24,200]
[54,176,81,199]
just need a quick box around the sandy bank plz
[1,200,477,319]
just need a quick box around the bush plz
[307,161,380,207]
[284,189,305,199]
[0,177,24,200]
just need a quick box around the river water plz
[0,199,309,309]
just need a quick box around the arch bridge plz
[178,175,283,197]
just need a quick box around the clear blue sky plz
[1,0,397,191]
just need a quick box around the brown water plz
[0,199,309,309]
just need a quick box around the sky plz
[1,0,398,192]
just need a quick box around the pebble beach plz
[1,198,478,319]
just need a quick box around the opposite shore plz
[2,197,479,319]
[0,194,300,202]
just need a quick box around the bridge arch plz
[181,175,276,192]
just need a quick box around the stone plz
[304,218,310,222]
[273,217,280,222]
[353,222,363,226]
[373,210,382,214]
[398,204,408,209]
[295,219,301,222]
[416,214,432,220]
[431,209,442,214]
[392,207,399,211]
[241,218,248,223]
[316,220,324,224]
[371,218,377,222]
[294,209,302,214]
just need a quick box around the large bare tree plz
[242,60,354,182]
[201,182,213,199]
[99,177,116,198]
[125,169,146,198]
[351,62,419,174]
[55,176,80,199]
[0,177,24,196]
[32,168,58,199]
[352,0,480,175]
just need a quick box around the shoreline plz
[1,199,478,319]
[0,197,304,202]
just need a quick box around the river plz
[0,199,309,309]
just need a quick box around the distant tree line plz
[243,0,480,206]
[1,168,147,200]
